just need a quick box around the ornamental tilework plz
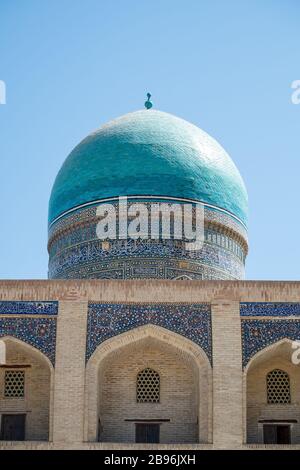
[49,215,245,262]
[49,200,247,241]
[49,238,244,280]
[86,303,212,364]
[49,224,245,263]
[48,199,247,281]
[0,317,56,365]
[241,319,300,368]
[50,255,240,281]
[0,301,58,316]
[240,302,300,317]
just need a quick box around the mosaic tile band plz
[86,303,212,364]
[49,239,245,280]
[48,198,247,281]
[49,218,246,262]
[49,199,248,241]
[240,303,300,317]
[0,301,58,316]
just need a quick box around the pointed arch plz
[0,335,54,371]
[244,338,295,375]
[0,336,54,441]
[84,324,212,444]
[243,338,299,444]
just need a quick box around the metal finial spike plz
[144,92,153,109]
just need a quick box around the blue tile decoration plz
[242,319,300,368]
[49,238,244,280]
[240,302,300,317]
[86,303,212,364]
[48,199,247,281]
[0,301,58,316]
[49,200,247,242]
[50,225,245,264]
[0,317,56,365]
[48,109,248,226]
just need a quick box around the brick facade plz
[0,280,300,449]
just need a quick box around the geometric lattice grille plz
[137,368,160,403]
[4,370,25,398]
[267,369,290,404]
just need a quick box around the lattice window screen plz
[137,368,160,403]
[4,370,25,398]
[267,369,290,404]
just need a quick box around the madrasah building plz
[0,95,300,450]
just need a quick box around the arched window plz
[267,369,291,404]
[136,368,160,403]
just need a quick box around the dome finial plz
[144,92,153,109]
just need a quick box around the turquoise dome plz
[49,109,248,226]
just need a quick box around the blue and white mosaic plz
[48,199,247,281]
[49,199,247,241]
[0,301,58,316]
[86,303,212,363]
[0,317,56,365]
[240,302,300,317]
[49,238,244,280]
[242,319,300,367]
[49,219,245,263]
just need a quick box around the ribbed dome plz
[49,109,248,225]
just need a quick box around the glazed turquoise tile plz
[49,110,248,226]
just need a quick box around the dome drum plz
[48,198,247,280]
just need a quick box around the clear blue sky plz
[0,0,299,280]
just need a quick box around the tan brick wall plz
[0,339,52,440]
[0,279,300,304]
[246,340,300,444]
[0,280,300,449]
[211,301,243,448]
[52,300,88,443]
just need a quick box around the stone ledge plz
[0,280,299,303]
[1,441,300,450]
